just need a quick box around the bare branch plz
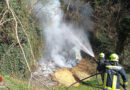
[0,9,5,16]
[28,73,32,90]
[0,10,8,24]
[0,18,14,26]
[4,0,46,89]
[16,16,37,65]
[5,0,31,74]
[67,0,72,12]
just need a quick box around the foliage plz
[0,0,42,79]
[0,0,129,83]
[90,0,130,64]
[61,0,130,64]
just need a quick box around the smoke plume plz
[32,0,94,68]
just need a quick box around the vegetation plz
[0,0,129,90]
[0,74,50,90]
[0,0,42,79]
[55,73,130,90]
[61,0,130,65]
[91,0,130,64]
[0,73,130,90]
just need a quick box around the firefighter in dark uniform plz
[103,53,128,90]
[97,52,106,82]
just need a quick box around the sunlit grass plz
[0,73,129,90]
[55,73,130,90]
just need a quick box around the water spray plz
[32,0,95,68]
[70,31,95,57]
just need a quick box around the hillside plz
[0,0,130,90]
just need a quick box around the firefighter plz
[97,52,105,70]
[97,52,106,82]
[103,53,128,90]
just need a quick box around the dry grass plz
[53,59,97,87]
[71,59,96,80]
[54,68,79,87]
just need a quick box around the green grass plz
[0,74,29,90]
[54,77,103,90]
[0,74,51,90]
[0,74,129,90]
[55,73,130,90]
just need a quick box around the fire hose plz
[66,73,101,90]
[67,57,100,90]
[93,58,127,90]
[120,84,127,90]
[66,57,127,90]
[66,72,127,90]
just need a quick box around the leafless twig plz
[5,0,31,89]
[16,16,36,65]
[67,0,72,12]
[0,18,14,26]
[0,10,8,23]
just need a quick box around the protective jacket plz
[103,62,128,90]
[97,58,106,82]
[97,58,105,72]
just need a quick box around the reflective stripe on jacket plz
[103,62,128,90]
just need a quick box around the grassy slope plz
[0,74,129,90]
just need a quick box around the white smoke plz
[33,0,94,68]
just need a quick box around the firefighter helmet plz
[99,52,105,58]
[110,53,119,61]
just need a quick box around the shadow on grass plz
[81,81,103,89]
